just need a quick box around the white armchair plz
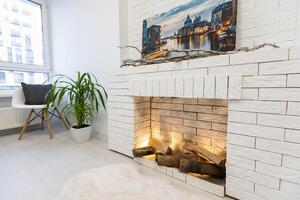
[12,88,68,140]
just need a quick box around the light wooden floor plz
[0,125,133,200]
[0,125,226,200]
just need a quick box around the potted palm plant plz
[46,72,107,143]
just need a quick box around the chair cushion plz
[21,82,52,105]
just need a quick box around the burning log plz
[179,159,226,178]
[149,138,172,155]
[156,154,180,168]
[132,146,156,158]
[183,144,226,167]
[156,152,205,168]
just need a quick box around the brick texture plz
[151,97,228,151]
[109,10,300,198]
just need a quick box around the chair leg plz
[41,109,44,131]
[45,111,53,139]
[55,107,69,129]
[19,109,33,140]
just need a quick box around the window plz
[7,47,13,62]
[15,48,22,63]
[14,72,24,84]
[22,10,31,16]
[0,72,6,83]
[25,49,34,64]
[10,19,20,26]
[11,6,19,13]
[25,36,32,49]
[28,72,34,83]
[3,3,8,9]
[11,35,21,47]
[0,0,50,89]
[23,22,32,28]
[0,0,49,69]
[10,29,21,36]
[0,70,48,89]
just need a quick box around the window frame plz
[0,0,51,73]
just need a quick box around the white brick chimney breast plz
[108,46,300,200]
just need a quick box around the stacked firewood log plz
[132,138,226,178]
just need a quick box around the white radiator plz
[0,107,39,130]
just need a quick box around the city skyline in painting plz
[142,0,237,57]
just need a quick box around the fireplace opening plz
[132,97,228,191]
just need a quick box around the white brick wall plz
[151,97,228,151]
[115,0,300,192]
[123,0,299,60]
[227,165,280,190]
[109,43,300,199]
[129,74,241,99]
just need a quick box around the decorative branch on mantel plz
[118,45,146,59]
[119,43,279,68]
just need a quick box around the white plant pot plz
[70,125,92,143]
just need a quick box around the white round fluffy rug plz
[56,163,220,200]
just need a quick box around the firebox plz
[131,96,227,196]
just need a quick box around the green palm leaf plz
[45,72,107,129]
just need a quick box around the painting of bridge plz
[142,0,237,57]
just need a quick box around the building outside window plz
[7,47,13,62]
[11,5,19,13]
[22,22,32,28]
[0,71,6,84]
[0,33,3,45]
[0,0,50,90]
[28,72,34,83]
[22,10,31,16]
[2,3,8,9]
[23,22,31,29]
[14,72,24,84]
[25,36,32,49]
[10,19,20,26]
[0,0,47,66]
[11,35,21,47]
[43,73,48,81]
[15,48,22,63]
[0,70,48,89]
[25,49,34,64]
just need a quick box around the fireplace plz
[131,96,228,195]
[130,96,228,196]
[107,60,241,196]
[108,47,300,199]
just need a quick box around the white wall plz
[48,0,120,138]
[119,0,129,61]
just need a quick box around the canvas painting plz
[142,0,237,57]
